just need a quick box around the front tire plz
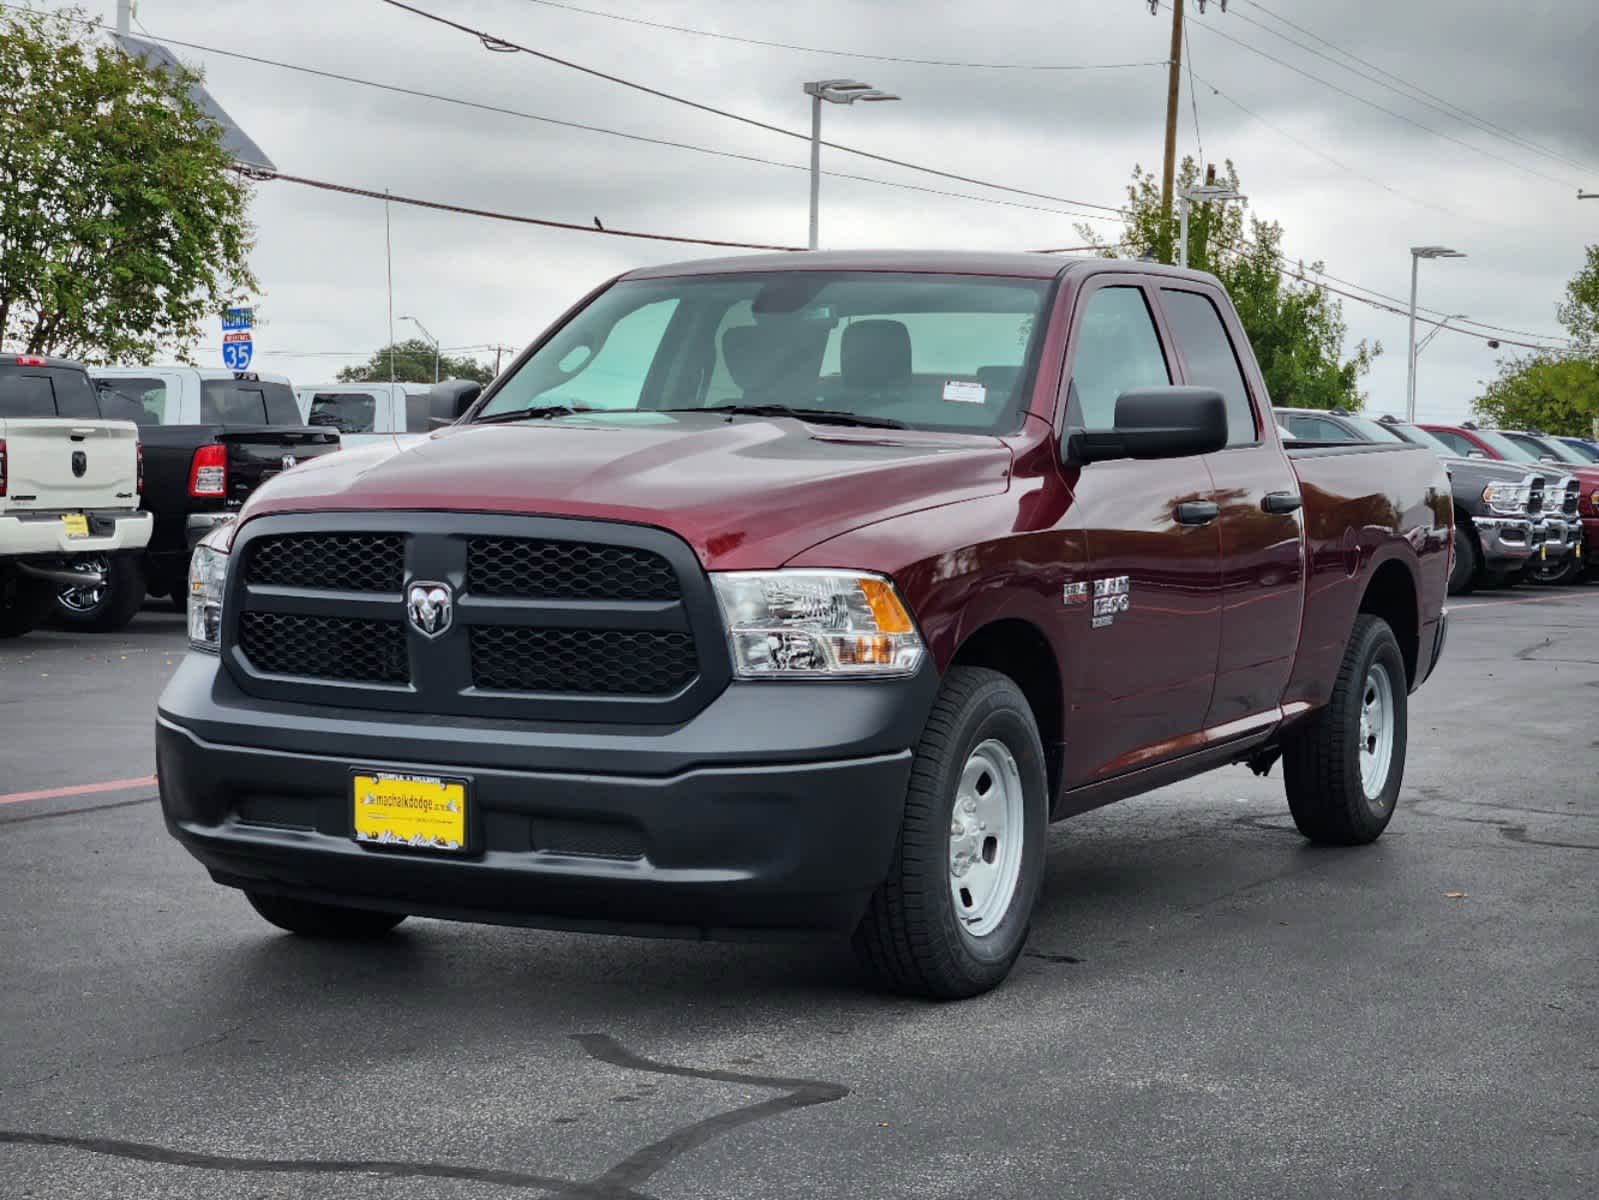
[245,891,407,939]
[852,667,1048,1000]
[1282,615,1407,845]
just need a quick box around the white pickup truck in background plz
[294,382,434,453]
[0,355,152,636]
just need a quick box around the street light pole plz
[400,315,440,383]
[1177,183,1245,270]
[803,80,899,251]
[1406,246,1466,423]
[116,0,130,38]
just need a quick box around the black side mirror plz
[1065,387,1228,464]
[426,379,483,429]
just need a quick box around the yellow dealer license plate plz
[61,513,89,539]
[352,772,467,852]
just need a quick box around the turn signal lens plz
[711,570,925,679]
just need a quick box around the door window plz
[1428,429,1478,457]
[1283,414,1356,442]
[308,392,378,433]
[96,377,167,424]
[1066,287,1170,430]
[1160,289,1256,445]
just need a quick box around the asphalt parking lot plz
[2,588,1595,1200]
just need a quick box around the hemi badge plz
[1063,582,1087,606]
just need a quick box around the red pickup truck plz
[157,252,1450,998]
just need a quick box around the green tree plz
[0,7,256,362]
[1472,355,1599,438]
[337,339,493,385]
[1472,244,1599,437]
[1076,158,1378,409]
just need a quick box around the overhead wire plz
[1167,3,1572,188]
[1238,0,1596,177]
[376,0,1130,217]
[514,0,1170,72]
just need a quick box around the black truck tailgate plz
[216,426,341,505]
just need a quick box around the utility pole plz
[1160,0,1184,232]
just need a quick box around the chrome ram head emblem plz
[406,581,452,637]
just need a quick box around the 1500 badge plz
[1091,575,1130,628]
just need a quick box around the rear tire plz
[1447,525,1477,596]
[0,571,53,638]
[53,555,147,632]
[1282,615,1407,846]
[852,666,1048,1000]
[245,891,407,939]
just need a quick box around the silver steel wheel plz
[1358,662,1396,802]
[948,738,1026,938]
[56,556,108,614]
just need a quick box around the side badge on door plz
[1091,576,1130,629]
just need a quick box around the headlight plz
[1482,482,1529,514]
[187,536,229,651]
[711,570,925,678]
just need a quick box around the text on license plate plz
[352,772,467,851]
[61,513,88,539]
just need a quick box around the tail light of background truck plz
[188,443,227,497]
[136,442,143,495]
[0,438,7,497]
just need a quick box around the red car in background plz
[1421,423,1594,584]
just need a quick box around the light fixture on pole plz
[1416,313,1468,357]
[1406,246,1466,422]
[399,315,440,383]
[803,80,899,250]
[1177,184,1246,269]
[1580,189,1598,200]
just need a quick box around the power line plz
[1239,0,1596,177]
[1168,3,1571,189]
[516,0,1170,72]
[244,168,806,252]
[1184,23,1203,165]
[378,0,1129,217]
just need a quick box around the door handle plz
[1261,491,1302,515]
[1174,500,1220,526]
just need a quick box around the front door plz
[1055,278,1223,787]
[1157,283,1305,731]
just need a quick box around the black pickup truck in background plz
[84,369,341,621]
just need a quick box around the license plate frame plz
[350,770,470,854]
[61,513,89,539]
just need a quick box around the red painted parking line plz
[0,775,157,807]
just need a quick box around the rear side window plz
[1160,289,1256,445]
[0,373,59,417]
[0,369,99,418]
[405,392,433,432]
[96,377,167,425]
[263,382,300,424]
[1066,287,1170,430]
[308,392,377,433]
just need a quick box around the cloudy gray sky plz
[83,0,1599,419]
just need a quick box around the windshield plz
[1472,429,1543,463]
[475,272,1054,434]
[1509,433,1591,466]
[1562,438,1599,463]
[1338,414,1405,443]
[1383,421,1457,457]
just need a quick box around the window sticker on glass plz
[943,380,987,405]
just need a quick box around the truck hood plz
[239,412,1013,569]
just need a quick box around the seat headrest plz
[841,320,912,389]
[721,322,829,401]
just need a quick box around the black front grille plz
[470,627,697,694]
[246,533,404,592]
[467,537,679,600]
[239,611,408,683]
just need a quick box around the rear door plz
[1158,284,1305,730]
[1056,276,1223,784]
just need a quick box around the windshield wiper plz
[472,405,587,425]
[663,404,908,429]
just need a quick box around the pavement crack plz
[0,1035,851,1199]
